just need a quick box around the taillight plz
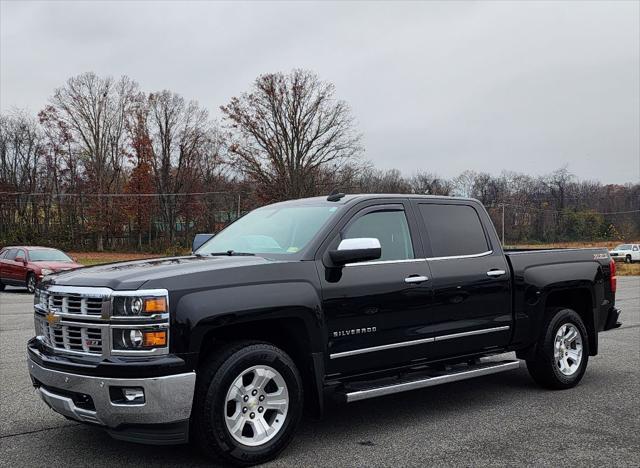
[609,259,617,293]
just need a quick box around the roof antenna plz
[327,189,346,202]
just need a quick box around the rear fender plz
[512,261,602,355]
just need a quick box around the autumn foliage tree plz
[124,101,155,248]
[221,69,363,201]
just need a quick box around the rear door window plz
[5,249,18,260]
[418,204,489,258]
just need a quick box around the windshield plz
[28,249,72,262]
[197,205,339,256]
[614,244,631,250]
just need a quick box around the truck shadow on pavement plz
[43,368,536,467]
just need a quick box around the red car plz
[0,246,83,293]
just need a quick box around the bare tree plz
[147,90,215,243]
[410,171,452,195]
[544,166,574,211]
[221,69,362,201]
[0,110,44,240]
[48,72,139,250]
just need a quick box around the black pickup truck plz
[27,194,621,466]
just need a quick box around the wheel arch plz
[543,288,596,356]
[196,317,325,418]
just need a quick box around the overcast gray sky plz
[1,0,638,184]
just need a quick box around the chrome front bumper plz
[28,358,196,429]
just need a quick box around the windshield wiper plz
[207,250,255,257]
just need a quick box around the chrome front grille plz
[34,285,170,358]
[35,315,103,355]
[38,290,106,316]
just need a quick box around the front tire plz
[193,341,303,466]
[625,255,632,264]
[526,308,589,389]
[26,273,36,293]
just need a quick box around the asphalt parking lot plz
[1,277,638,467]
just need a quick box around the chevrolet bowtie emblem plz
[45,312,61,327]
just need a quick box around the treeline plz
[1,70,638,251]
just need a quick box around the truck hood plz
[42,255,275,290]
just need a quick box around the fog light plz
[110,386,145,404]
[123,387,145,403]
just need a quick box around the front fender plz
[172,281,324,355]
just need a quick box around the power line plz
[0,191,242,197]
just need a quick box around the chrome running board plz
[343,360,520,403]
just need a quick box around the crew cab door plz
[318,200,433,375]
[412,200,512,359]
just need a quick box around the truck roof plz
[269,193,478,207]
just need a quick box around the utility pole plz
[501,203,505,246]
[237,193,241,219]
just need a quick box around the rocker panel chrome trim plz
[345,361,520,402]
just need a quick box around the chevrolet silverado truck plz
[27,194,622,466]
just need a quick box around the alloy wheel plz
[224,364,289,447]
[554,323,583,376]
[27,275,36,293]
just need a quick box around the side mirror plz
[329,238,381,266]
[192,233,214,253]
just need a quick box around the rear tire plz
[625,255,632,264]
[26,273,36,294]
[192,341,303,466]
[526,308,589,389]
[0,280,5,291]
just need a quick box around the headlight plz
[109,289,169,355]
[41,268,54,276]
[112,295,167,317]
[112,328,168,350]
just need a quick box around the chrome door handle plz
[486,269,506,277]
[405,275,429,284]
